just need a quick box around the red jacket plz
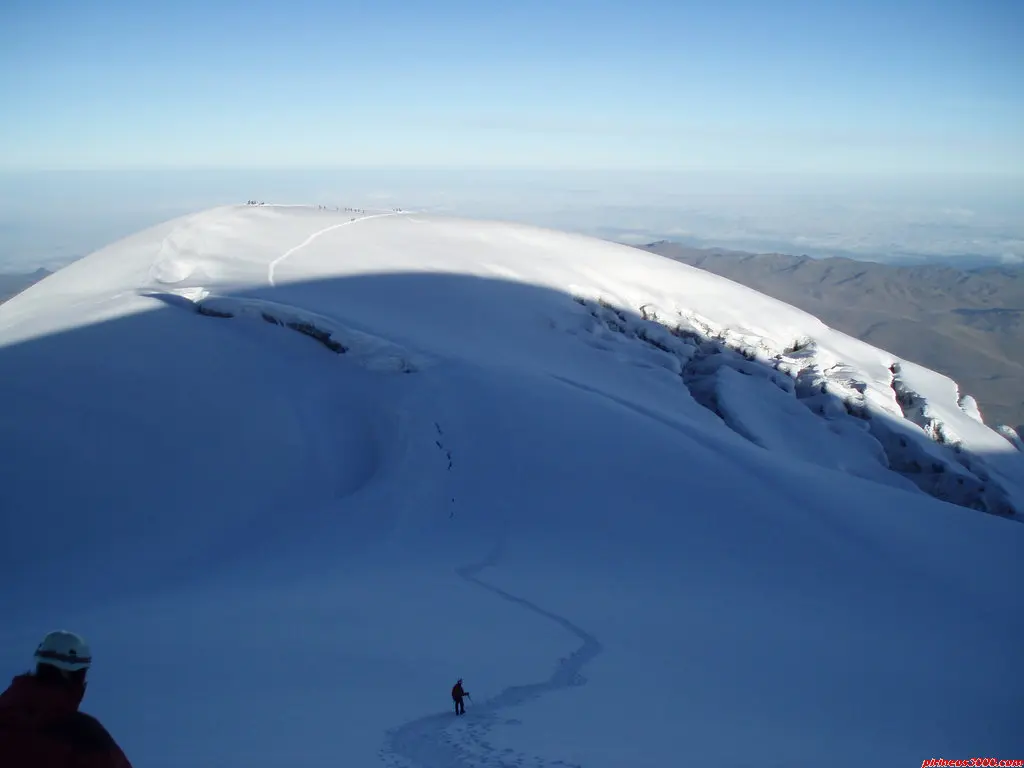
[0,674,133,768]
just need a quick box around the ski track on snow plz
[267,212,399,287]
[381,545,601,768]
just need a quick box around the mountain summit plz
[1,204,1021,767]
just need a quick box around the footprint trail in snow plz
[381,545,602,768]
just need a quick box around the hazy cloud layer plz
[1,170,1021,272]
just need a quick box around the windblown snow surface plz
[1,204,1022,767]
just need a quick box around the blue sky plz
[1,0,1021,173]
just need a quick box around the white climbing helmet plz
[34,630,92,672]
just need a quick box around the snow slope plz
[1,204,1022,767]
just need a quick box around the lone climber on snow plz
[451,678,469,715]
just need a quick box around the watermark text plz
[922,760,1023,767]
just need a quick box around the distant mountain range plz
[637,241,1024,435]
[0,268,51,304]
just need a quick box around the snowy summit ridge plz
[1,203,1022,767]
[5,203,1018,518]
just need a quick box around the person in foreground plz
[0,629,133,768]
